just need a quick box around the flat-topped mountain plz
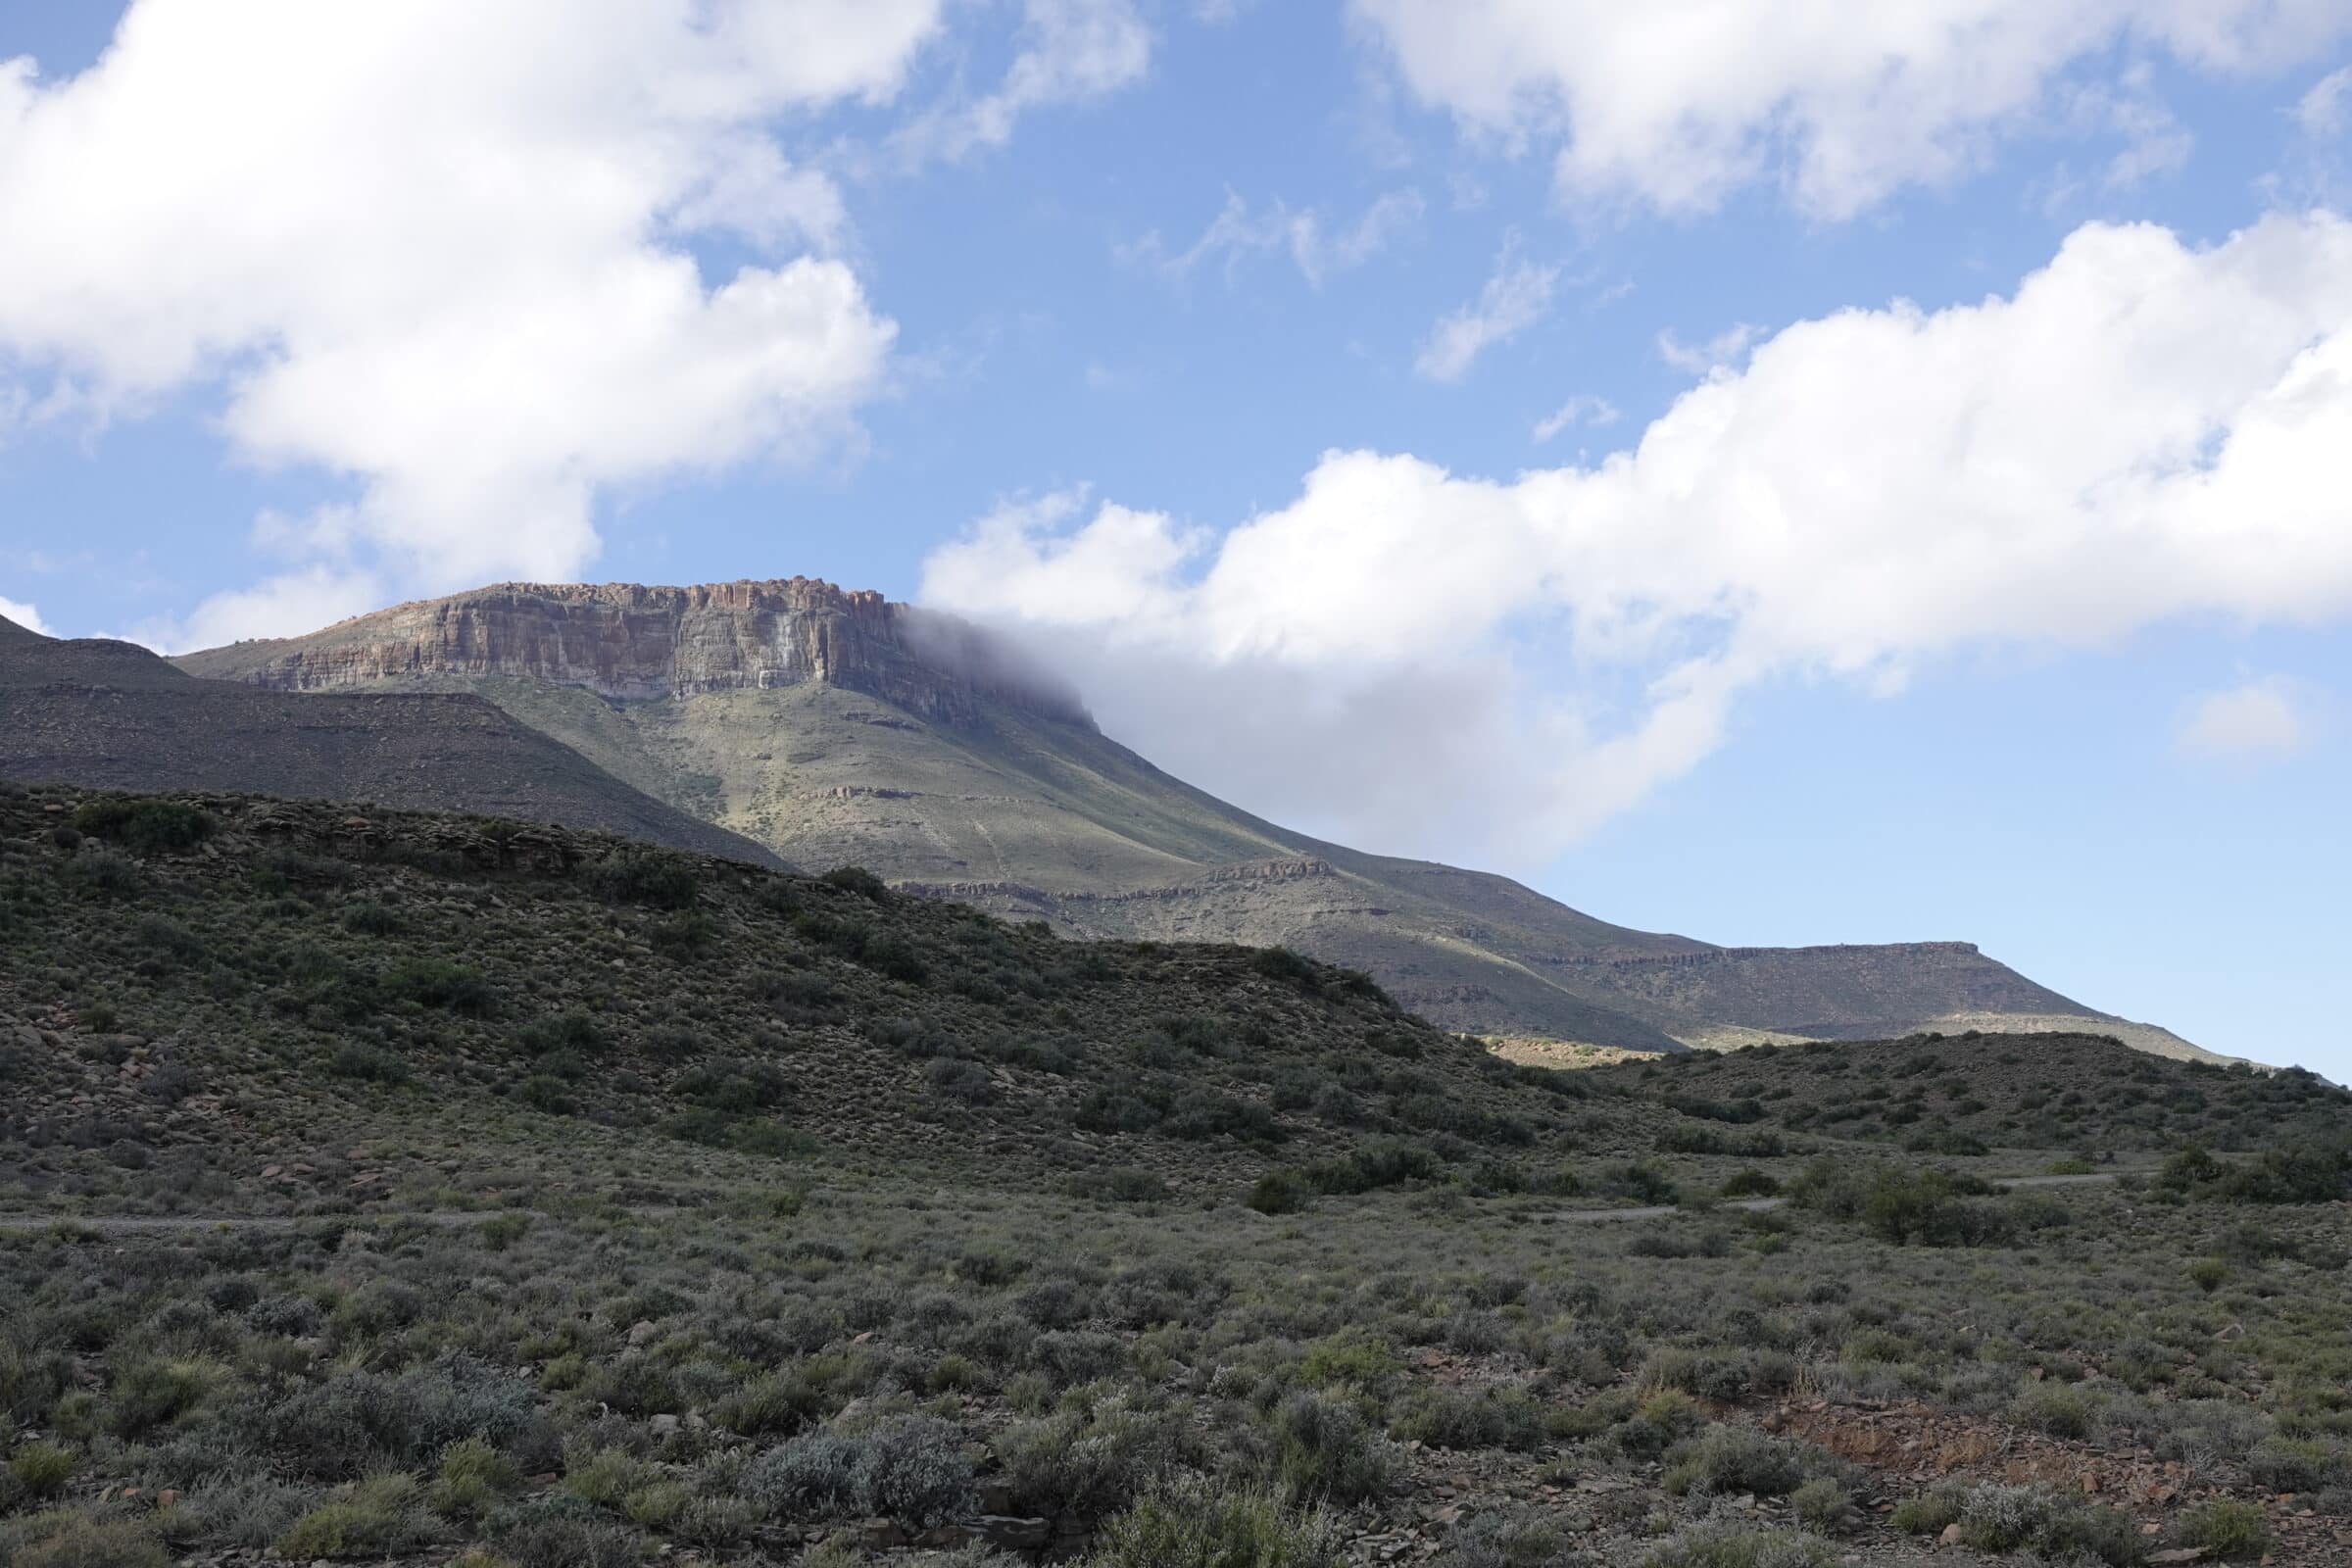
[0,613,781,868]
[187,576,1092,726]
[180,580,2217,1060]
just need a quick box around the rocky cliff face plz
[180,579,1094,729]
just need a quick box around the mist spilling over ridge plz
[157,578,2223,1064]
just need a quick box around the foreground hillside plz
[0,782,1616,1207]
[0,616,778,869]
[179,578,2212,1060]
[4,780,2350,1568]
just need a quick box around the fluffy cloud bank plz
[1351,0,2352,216]
[0,0,1142,647]
[925,213,2352,862]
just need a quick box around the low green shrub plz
[1299,1328,1401,1393]
[7,1441,75,1498]
[2010,1382,2099,1440]
[2248,1435,2347,1492]
[435,1437,517,1519]
[1889,1487,1964,1537]
[1788,1477,1857,1534]
[326,1041,410,1083]
[2158,1139,2352,1203]
[1642,1520,1833,1568]
[1388,1386,1544,1452]
[277,1473,439,1559]
[1789,1159,2017,1247]
[585,851,699,909]
[1270,1391,1400,1503]
[227,1354,554,1482]
[1948,1484,2143,1566]
[994,1396,1193,1519]
[820,866,889,901]
[2178,1499,2271,1560]
[1429,1506,1573,1568]
[73,799,215,856]
[1662,1425,1841,1498]
[384,956,498,1015]
[12,1515,169,1568]
[485,1494,647,1568]
[1090,1485,1341,1568]
[743,1416,973,1527]
[104,1356,216,1441]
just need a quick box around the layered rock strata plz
[182,579,1093,728]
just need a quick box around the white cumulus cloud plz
[926,212,2352,864]
[2179,677,2322,760]
[0,594,50,635]
[1351,0,2352,217]
[0,1,967,639]
[131,567,393,658]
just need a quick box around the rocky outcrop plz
[895,858,1342,909]
[179,579,1094,729]
[1553,940,1990,975]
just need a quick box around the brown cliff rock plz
[178,578,1094,728]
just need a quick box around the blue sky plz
[1,1,2348,1074]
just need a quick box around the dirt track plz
[1544,1170,2118,1223]
[0,1174,2124,1236]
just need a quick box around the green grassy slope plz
[429,674,2204,1058]
[183,670,1693,1052]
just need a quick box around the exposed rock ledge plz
[894,858,1341,907]
[180,578,1096,730]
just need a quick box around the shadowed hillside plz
[0,782,1620,1202]
[0,615,782,868]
